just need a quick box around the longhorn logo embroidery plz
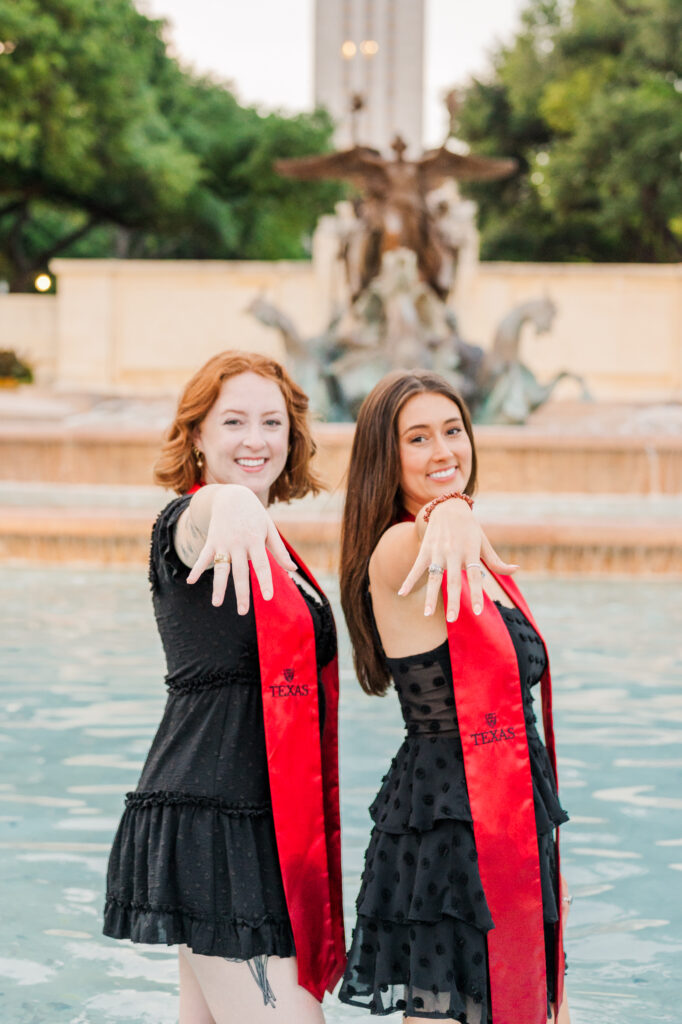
[485,712,497,726]
[283,668,295,683]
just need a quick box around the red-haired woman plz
[337,370,570,1024]
[103,352,346,1023]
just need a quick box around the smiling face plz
[194,371,290,505]
[397,391,473,516]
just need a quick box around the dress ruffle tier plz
[104,789,295,958]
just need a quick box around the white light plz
[536,151,550,166]
[360,40,379,56]
[35,274,52,293]
[341,40,356,59]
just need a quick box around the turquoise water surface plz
[1,568,680,1023]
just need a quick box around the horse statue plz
[471,297,591,424]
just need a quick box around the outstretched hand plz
[398,499,518,621]
[186,487,296,611]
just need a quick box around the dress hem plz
[103,897,296,960]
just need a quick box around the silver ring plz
[466,561,487,577]
[427,563,445,576]
[561,895,573,905]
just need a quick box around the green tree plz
[453,0,682,261]
[0,0,341,290]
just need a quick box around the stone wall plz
[1,258,680,398]
[50,259,326,392]
[457,262,682,400]
[0,293,58,382]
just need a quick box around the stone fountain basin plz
[0,483,680,576]
[1,394,680,573]
[1,421,681,495]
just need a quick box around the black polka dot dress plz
[338,603,568,1021]
[103,496,336,959]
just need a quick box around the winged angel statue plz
[276,135,516,301]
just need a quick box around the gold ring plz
[213,553,231,566]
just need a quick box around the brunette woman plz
[338,370,570,1024]
[103,352,346,1024]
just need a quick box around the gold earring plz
[192,446,204,469]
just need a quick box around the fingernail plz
[424,605,432,616]
[447,611,455,622]
[474,603,482,615]
[263,590,272,600]
[398,586,406,596]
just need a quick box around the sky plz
[138,0,528,146]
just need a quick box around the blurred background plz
[0,1,681,1021]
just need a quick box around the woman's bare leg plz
[548,993,571,1024]
[556,873,572,1023]
[178,946,216,1024]
[179,947,325,1024]
[405,996,482,1024]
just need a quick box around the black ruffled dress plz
[103,496,336,959]
[338,602,568,1021]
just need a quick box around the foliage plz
[453,0,682,261]
[0,349,33,382]
[0,0,341,290]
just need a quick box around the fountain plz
[252,135,589,424]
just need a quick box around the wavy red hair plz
[154,351,321,501]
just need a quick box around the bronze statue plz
[276,135,516,301]
[259,121,588,423]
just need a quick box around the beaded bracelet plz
[422,490,474,524]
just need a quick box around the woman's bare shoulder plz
[369,522,420,592]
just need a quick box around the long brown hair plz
[154,350,322,501]
[340,370,477,696]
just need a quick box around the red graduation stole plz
[186,485,345,999]
[252,540,346,1000]
[443,568,564,1024]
